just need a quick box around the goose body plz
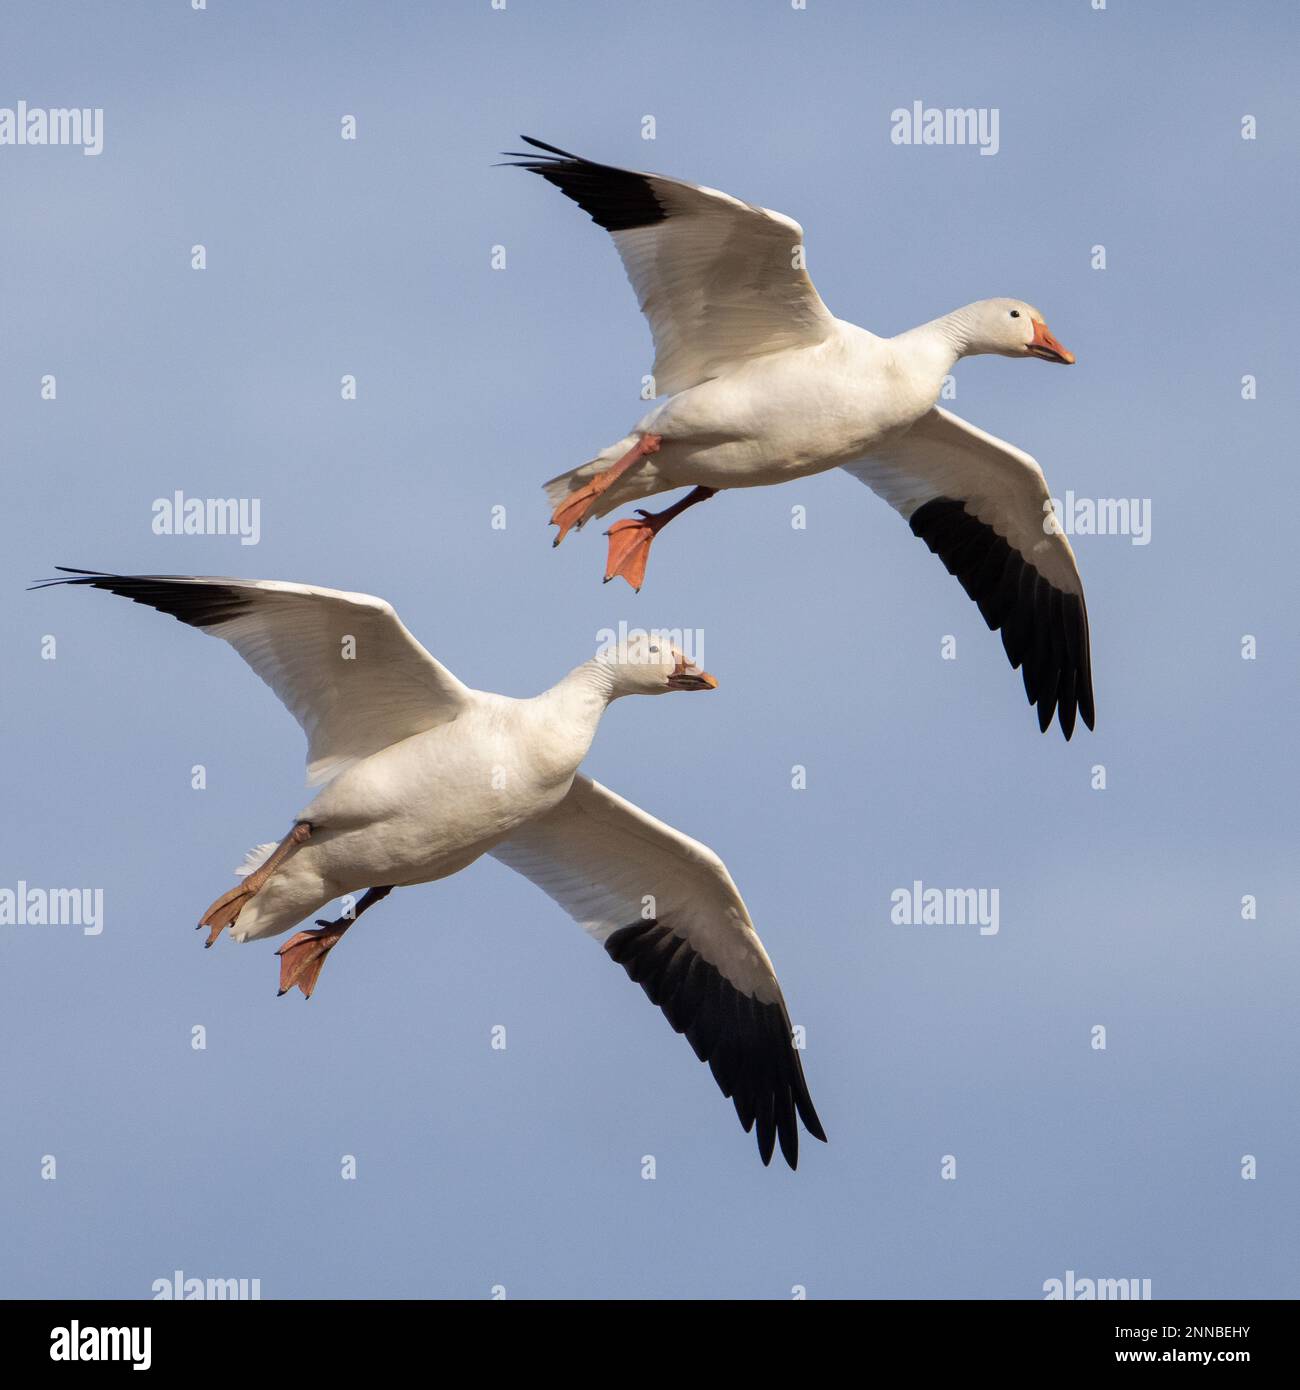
[561,318,965,508]
[232,683,600,943]
[40,569,824,1168]
[509,138,1094,738]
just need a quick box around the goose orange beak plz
[1027,320,1075,364]
[666,655,717,691]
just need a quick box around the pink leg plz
[197,821,311,948]
[276,886,393,999]
[603,486,718,591]
[551,433,662,546]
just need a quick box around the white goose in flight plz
[40,569,826,1169]
[507,137,1094,739]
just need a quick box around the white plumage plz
[42,569,824,1168]
[510,137,1094,737]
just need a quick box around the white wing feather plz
[490,773,780,999]
[47,572,471,784]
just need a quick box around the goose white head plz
[961,298,1075,364]
[598,633,718,696]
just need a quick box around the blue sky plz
[2,0,1297,1299]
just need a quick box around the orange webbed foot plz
[549,433,663,548]
[199,821,311,948]
[198,884,252,948]
[550,487,599,547]
[276,918,349,999]
[603,512,659,591]
[600,484,717,591]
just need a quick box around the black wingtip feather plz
[909,499,1096,740]
[33,570,259,632]
[774,1082,799,1169]
[518,134,582,159]
[500,137,668,233]
[604,920,824,1170]
[29,565,110,591]
[754,1090,777,1165]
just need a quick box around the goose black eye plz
[1009,309,1020,318]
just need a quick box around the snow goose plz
[507,137,1093,738]
[39,569,825,1168]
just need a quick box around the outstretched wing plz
[490,774,826,1169]
[505,136,837,395]
[39,570,471,784]
[843,407,1095,738]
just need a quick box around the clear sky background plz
[2,0,1297,1300]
